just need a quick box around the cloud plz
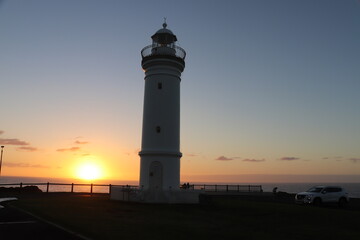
[323,156,343,161]
[56,147,80,152]
[0,130,4,135]
[349,158,360,163]
[242,158,265,162]
[216,156,233,161]
[16,146,38,152]
[186,154,198,157]
[0,138,29,146]
[74,140,89,144]
[4,162,50,168]
[215,156,242,161]
[280,157,300,161]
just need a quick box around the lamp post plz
[0,146,4,177]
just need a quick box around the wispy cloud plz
[4,162,50,168]
[16,146,38,152]
[0,138,29,146]
[349,158,360,163]
[280,157,300,161]
[56,147,80,152]
[74,140,89,144]
[216,156,233,161]
[323,156,343,161]
[0,130,4,135]
[186,153,198,157]
[242,158,265,162]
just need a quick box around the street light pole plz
[0,146,4,177]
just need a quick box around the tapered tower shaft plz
[139,23,185,191]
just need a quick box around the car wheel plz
[338,198,348,208]
[313,198,322,206]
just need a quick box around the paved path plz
[0,203,88,240]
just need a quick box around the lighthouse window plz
[156,126,161,133]
[158,82,162,89]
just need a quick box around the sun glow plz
[76,163,102,180]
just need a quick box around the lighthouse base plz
[110,186,202,204]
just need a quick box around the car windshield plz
[307,187,324,193]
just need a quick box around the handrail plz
[0,182,262,194]
[185,184,263,192]
[0,182,138,195]
[141,44,186,60]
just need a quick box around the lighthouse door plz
[149,161,163,191]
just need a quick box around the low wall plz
[110,186,202,204]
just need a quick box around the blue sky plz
[0,0,359,182]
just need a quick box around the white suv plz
[295,186,349,207]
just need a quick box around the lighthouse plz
[110,22,199,203]
[139,22,186,193]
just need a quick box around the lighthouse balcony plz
[141,44,186,60]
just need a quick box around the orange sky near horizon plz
[1,132,360,183]
[1,1,360,183]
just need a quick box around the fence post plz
[90,183,93,196]
[20,182,23,188]
[248,185,251,192]
[109,184,112,195]
[204,184,206,191]
[237,185,240,192]
[71,183,74,193]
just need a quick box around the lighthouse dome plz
[155,24,174,35]
[151,22,177,44]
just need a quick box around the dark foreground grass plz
[8,193,360,240]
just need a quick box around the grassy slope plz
[10,193,360,240]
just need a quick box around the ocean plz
[1,176,359,198]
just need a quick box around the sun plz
[76,163,102,181]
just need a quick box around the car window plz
[323,187,341,193]
[307,187,323,193]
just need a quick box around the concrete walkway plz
[0,202,89,240]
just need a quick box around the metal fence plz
[0,183,262,194]
[185,184,263,192]
[0,182,137,195]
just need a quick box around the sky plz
[0,0,360,183]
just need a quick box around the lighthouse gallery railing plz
[141,44,186,60]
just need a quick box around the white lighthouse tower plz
[110,22,200,203]
[139,22,186,195]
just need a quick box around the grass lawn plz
[9,193,360,240]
